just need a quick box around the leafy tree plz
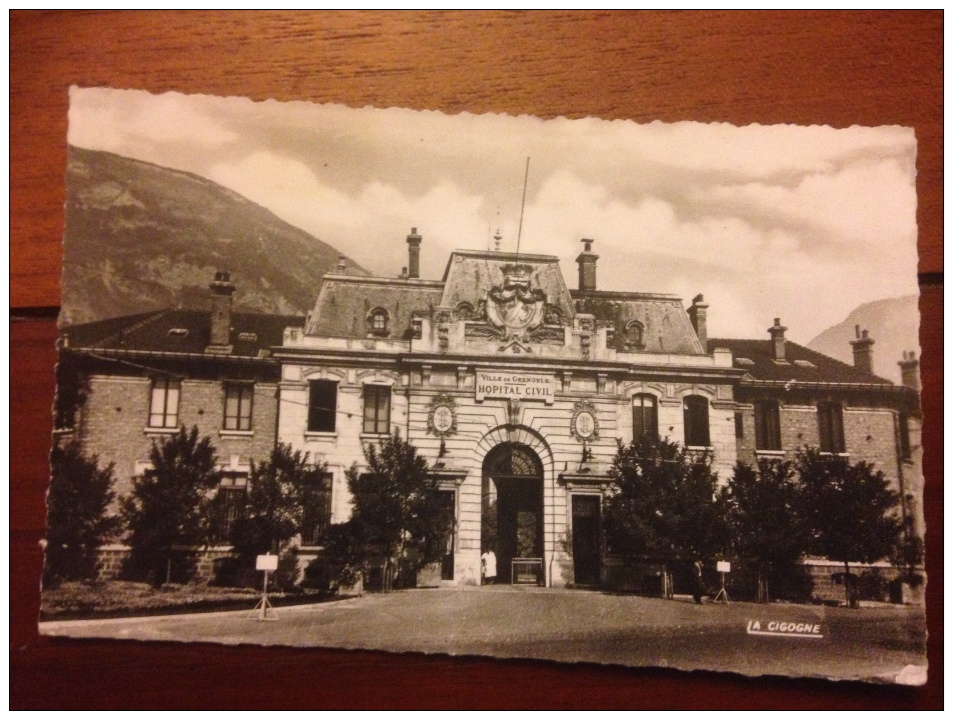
[121,426,218,586]
[603,437,725,596]
[228,444,332,589]
[718,458,812,602]
[44,440,120,586]
[53,351,89,430]
[795,448,904,608]
[322,430,454,592]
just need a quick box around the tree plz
[53,351,89,430]
[795,448,904,608]
[228,444,332,589]
[44,440,120,586]
[121,426,218,586]
[322,430,453,592]
[603,437,725,596]
[718,459,812,602]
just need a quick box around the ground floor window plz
[817,401,845,454]
[210,474,247,543]
[755,400,781,450]
[632,394,658,442]
[683,395,710,447]
[301,472,333,546]
[363,385,391,434]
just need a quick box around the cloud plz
[66,88,919,341]
[69,88,238,155]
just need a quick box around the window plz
[149,377,180,428]
[734,412,744,439]
[683,395,710,447]
[301,472,333,546]
[223,382,253,431]
[367,307,390,336]
[817,401,845,454]
[622,320,645,349]
[632,394,658,442]
[307,380,337,432]
[210,483,246,543]
[754,400,782,450]
[363,385,391,434]
[899,414,912,461]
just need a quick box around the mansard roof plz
[305,249,706,356]
[572,290,704,355]
[439,249,578,323]
[708,338,895,387]
[304,275,444,339]
[63,309,304,358]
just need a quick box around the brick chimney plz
[407,227,422,279]
[337,256,346,273]
[576,238,598,291]
[898,350,921,390]
[768,317,787,361]
[209,270,235,347]
[850,324,875,376]
[687,294,708,352]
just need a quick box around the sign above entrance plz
[475,371,555,404]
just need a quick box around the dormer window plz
[167,328,189,338]
[367,307,390,336]
[617,319,645,351]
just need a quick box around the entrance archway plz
[482,443,544,584]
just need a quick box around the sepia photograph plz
[40,87,926,685]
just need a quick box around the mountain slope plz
[61,146,369,325]
[806,295,920,385]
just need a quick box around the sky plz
[67,87,919,344]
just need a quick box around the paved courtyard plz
[40,587,927,685]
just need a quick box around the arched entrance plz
[482,443,544,584]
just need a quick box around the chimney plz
[209,270,235,347]
[576,238,598,291]
[898,350,920,390]
[687,294,708,352]
[337,256,347,273]
[850,324,875,376]
[768,317,787,361]
[407,227,422,279]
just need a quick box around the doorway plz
[571,494,602,587]
[481,443,544,584]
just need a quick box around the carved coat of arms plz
[485,263,547,339]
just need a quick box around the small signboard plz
[475,371,555,404]
[716,560,731,573]
[256,554,279,571]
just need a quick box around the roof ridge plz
[87,308,172,349]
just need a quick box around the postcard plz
[42,88,926,685]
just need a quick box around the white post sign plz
[256,554,279,571]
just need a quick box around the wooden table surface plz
[10,11,943,709]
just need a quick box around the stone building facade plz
[57,235,922,590]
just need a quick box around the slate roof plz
[305,276,443,339]
[439,251,577,324]
[708,338,895,386]
[63,309,304,358]
[573,290,704,355]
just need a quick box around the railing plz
[511,558,543,585]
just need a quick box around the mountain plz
[61,147,369,325]
[806,295,920,385]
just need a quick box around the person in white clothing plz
[481,548,497,585]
